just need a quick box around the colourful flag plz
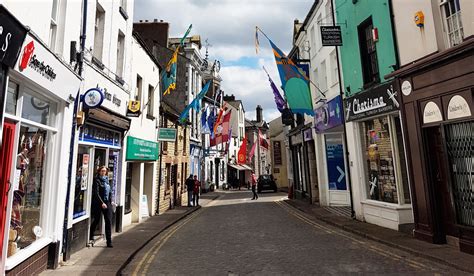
[213,102,227,134]
[207,108,216,138]
[263,66,286,113]
[201,106,209,133]
[237,136,247,164]
[259,129,269,150]
[248,140,257,161]
[255,26,260,54]
[210,110,231,146]
[179,24,193,45]
[178,81,211,123]
[225,128,232,154]
[162,48,178,96]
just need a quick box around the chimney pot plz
[160,20,163,22]
[145,19,149,22]
[154,19,158,22]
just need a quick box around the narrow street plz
[123,191,465,275]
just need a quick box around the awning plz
[228,164,253,171]
[228,164,242,170]
[240,164,253,171]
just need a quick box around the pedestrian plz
[193,175,200,206]
[251,171,258,200]
[90,166,113,248]
[185,174,194,207]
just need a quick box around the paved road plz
[122,190,466,275]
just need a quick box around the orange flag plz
[237,136,247,164]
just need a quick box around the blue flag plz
[201,107,209,133]
[178,81,211,123]
[207,107,216,138]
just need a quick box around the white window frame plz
[440,0,464,47]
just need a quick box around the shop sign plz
[273,141,282,165]
[423,101,443,124]
[447,95,471,120]
[321,26,342,46]
[303,128,313,141]
[0,5,27,68]
[314,95,344,133]
[344,81,400,122]
[126,136,159,161]
[401,80,412,96]
[15,33,81,102]
[82,88,104,109]
[158,128,177,142]
[79,124,122,147]
[325,135,346,190]
[126,100,140,117]
[96,84,122,107]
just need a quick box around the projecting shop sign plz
[321,26,342,46]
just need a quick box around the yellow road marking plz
[275,200,432,271]
[132,210,202,276]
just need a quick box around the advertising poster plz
[81,154,89,190]
[325,135,346,190]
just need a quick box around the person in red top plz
[251,171,258,200]
[193,175,201,206]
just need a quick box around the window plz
[325,0,333,24]
[147,85,154,118]
[183,127,187,152]
[165,163,171,191]
[6,81,19,115]
[317,14,323,51]
[136,75,142,102]
[441,0,464,47]
[360,116,409,204]
[358,17,379,85]
[49,0,59,50]
[119,0,128,19]
[330,50,338,86]
[319,60,328,92]
[93,4,105,61]
[21,91,55,126]
[310,25,316,53]
[73,146,90,219]
[116,31,125,78]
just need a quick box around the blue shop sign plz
[325,135,346,190]
[314,95,344,133]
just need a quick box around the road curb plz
[116,194,219,275]
[283,200,474,274]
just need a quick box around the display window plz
[6,85,57,258]
[360,115,410,204]
[73,146,91,219]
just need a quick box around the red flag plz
[213,102,227,134]
[259,129,269,149]
[237,136,247,164]
[248,141,257,161]
[210,110,231,146]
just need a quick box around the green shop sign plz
[126,136,159,161]
[158,128,177,142]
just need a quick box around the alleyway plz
[122,191,466,275]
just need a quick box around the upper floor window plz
[93,3,105,61]
[116,31,125,77]
[120,0,129,20]
[319,60,328,92]
[136,75,143,102]
[49,0,59,50]
[147,85,154,118]
[358,17,379,86]
[441,0,464,47]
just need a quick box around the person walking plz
[193,175,200,207]
[90,166,113,248]
[185,174,194,207]
[251,171,258,200]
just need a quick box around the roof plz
[132,31,163,71]
[227,100,245,113]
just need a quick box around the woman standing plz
[89,166,113,248]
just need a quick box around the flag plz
[201,106,209,133]
[237,136,247,164]
[179,24,193,45]
[255,26,260,54]
[162,47,178,96]
[221,111,232,141]
[264,66,286,113]
[259,129,269,150]
[213,102,227,134]
[207,108,216,138]
[210,110,231,146]
[248,140,257,161]
[178,81,211,123]
[225,128,232,154]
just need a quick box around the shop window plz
[441,0,464,47]
[6,81,19,115]
[361,116,409,204]
[358,17,379,86]
[9,126,48,257]
[21,91,55,126]
[93,4,105,62]
[73,146,90,219]
[124,162,132,213]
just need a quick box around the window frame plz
[358,17,379,87]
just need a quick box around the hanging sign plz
[158,128,177,142]
[126,100,141,117]
[0,5,27,68]
[344,81,400,122]
[82,88,104,108]
[321,26,342,46]
[314,95,344,133]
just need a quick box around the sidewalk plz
[41,193,219,276]
[285,199,474,274]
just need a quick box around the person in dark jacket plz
[185,174,194,207]
[90,166,113,247]
[193,175,200,207]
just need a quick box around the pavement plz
[285,198,474,274]
[40,192,219,276]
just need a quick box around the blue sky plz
[134,0,314,122]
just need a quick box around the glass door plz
[73,146,92,220]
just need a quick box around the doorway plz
[0,121,16,259]
[171,164,178,207]
[90,148,108,238]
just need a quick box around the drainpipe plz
[62,0,87,261]
[331,0,355,218]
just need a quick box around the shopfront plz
[1,30,81,274]
[289,127,313,202]
[388,38,474,254]
[344,80,413,231]
[314,95,349,206]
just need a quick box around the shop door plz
[215,159,220,188]
[91,148,107,237]
[171,164,178,207]
[424,126,456,243]
[0,121,15,258]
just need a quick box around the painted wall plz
[335,0,397,96]
[269,117,288,189]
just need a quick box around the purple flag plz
[269,75,286,113]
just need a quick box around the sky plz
[134,0,314,122]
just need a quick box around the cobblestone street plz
[123,191,467,275]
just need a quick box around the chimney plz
[256,105,263,122]
[154,19,158,22]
